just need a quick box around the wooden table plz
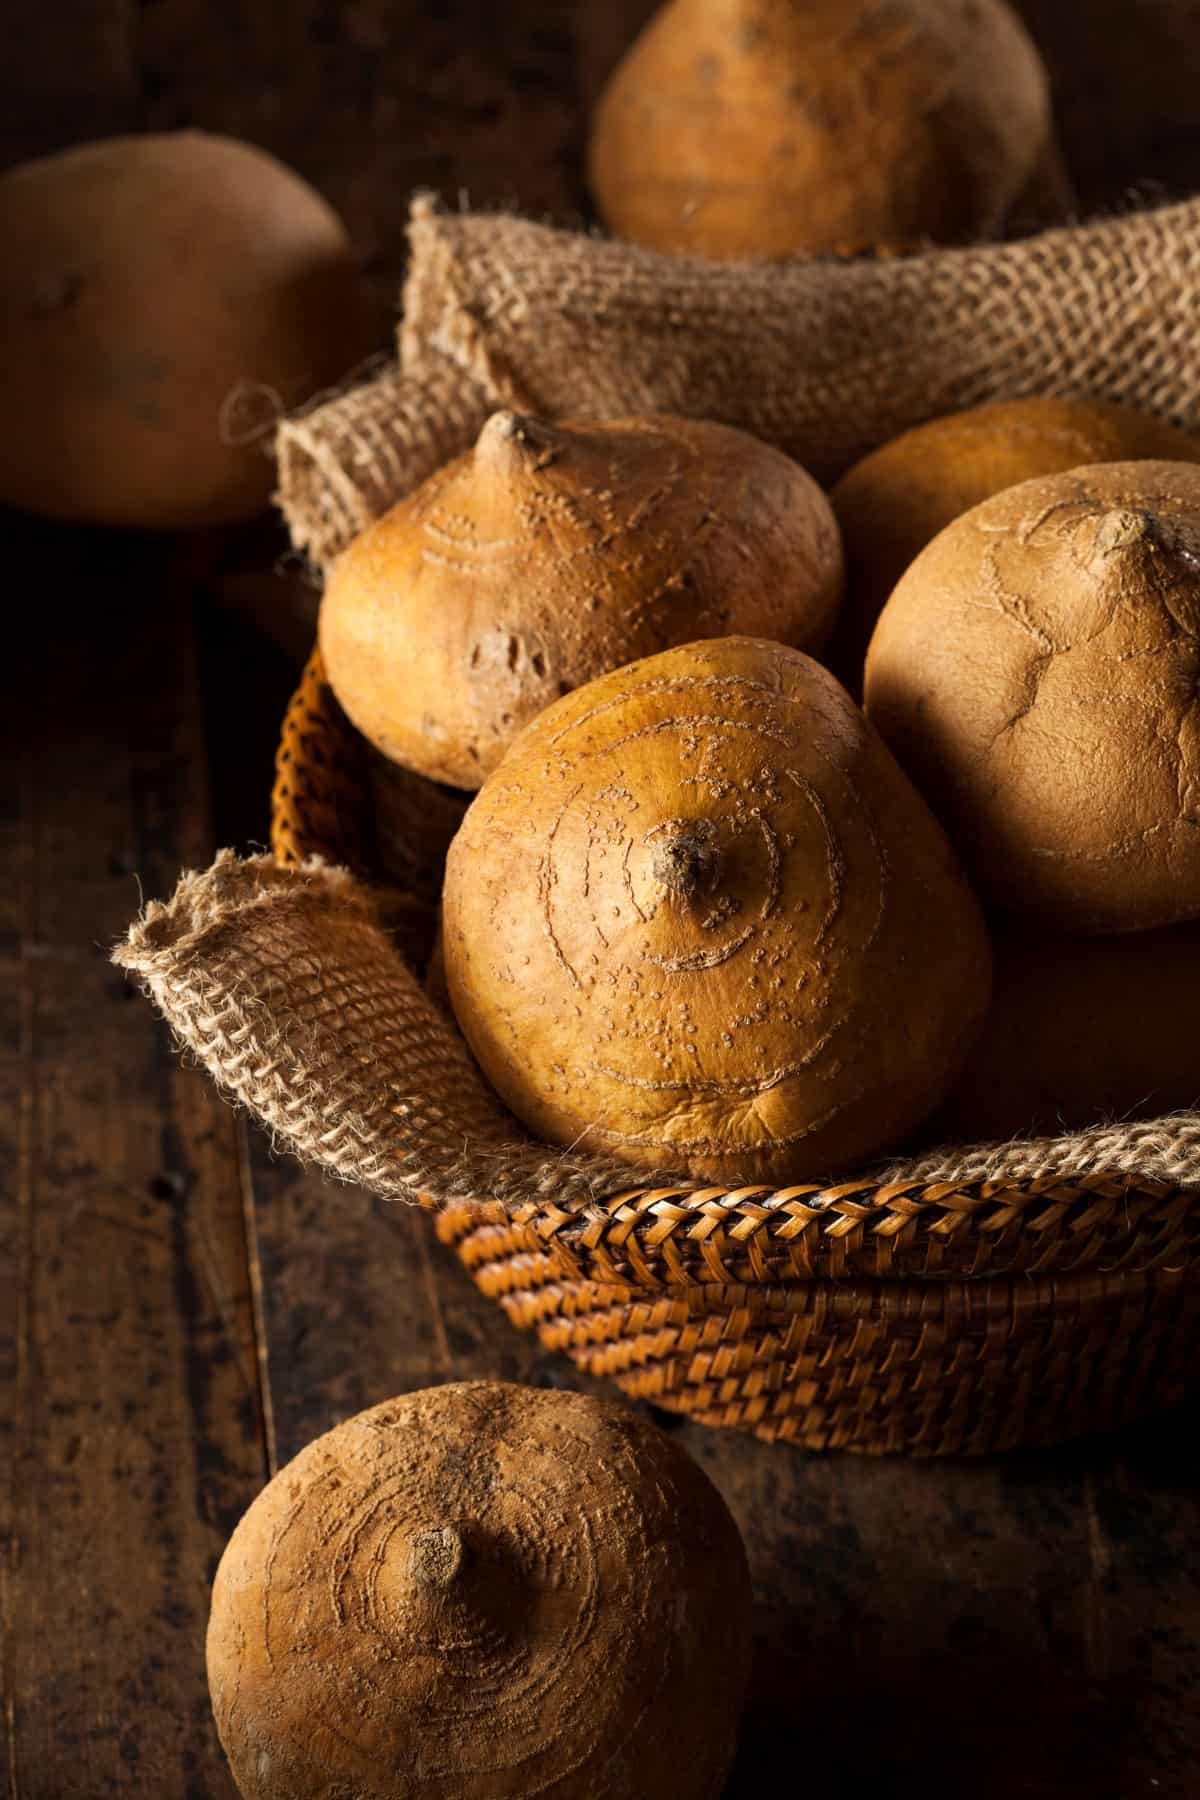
[5,3,1200,1794]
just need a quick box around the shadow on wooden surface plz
[3,526,266,1797]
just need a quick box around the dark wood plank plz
[0,523,267,1797]
[0,0,137,168]
[193,583,307,858]
[132,0,598,317]
[1016,0,1200,210]
[244,1158,595,1470]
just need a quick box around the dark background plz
[7,0,1200,287]
[5,3,1200,1796]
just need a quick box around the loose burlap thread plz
[114,851,1200,1217]
[278,194,1200,567]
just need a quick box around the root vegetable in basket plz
[827,398,1200,694]
[935,918,1200,1143]
[206,1381,752,1800]
[319,409,843,789]
[864,461,1200,933]
[0,132,370,527]
[588,0,1053,260]
[442,636,992,1184]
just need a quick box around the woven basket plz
[271,650,1200,1455]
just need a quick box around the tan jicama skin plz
[206,1382,752,1800]
[0,132,369,527]
[319,409,842,788]
[827,397,1200,695]
[864,460,1200,933]
[588,0,1053,259]
[442,636,993,1184]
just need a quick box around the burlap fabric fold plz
[114,852,641,1210]
[278,195,1200,567]
[114,852,1200,1212]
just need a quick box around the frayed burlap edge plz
[114,852,1200,1215]
[114,851,658,1212]
[275,352,496,569]
[880,1115,1200,1191]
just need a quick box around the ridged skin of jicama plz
[442,636,993,1184]
[206,1382,752,1800]
[865,461,1200,934]
[319,409,843,789]
[588,0,1053,260]
[826,397,1200,695]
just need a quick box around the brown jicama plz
[935,917,1200,1142]
[0,132,369,527]
[275,198,1200,571]
[865,461,1200,933]
[589,0,1055,260]
[319,408,842,788]
[206,1381,752,1799]
[442,636,993,1184]
[826,397,1200,693]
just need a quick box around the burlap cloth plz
[114,852,1200,1213]
[278,194,1200,567]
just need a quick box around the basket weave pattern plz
[266,653,1200,1453]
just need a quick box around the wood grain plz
[0,523,266,1797]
